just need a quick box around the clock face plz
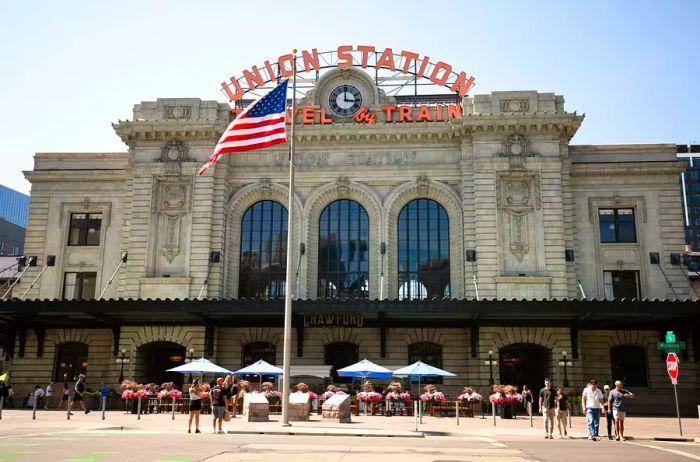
[328,85,363,116]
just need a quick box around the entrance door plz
[499,343,550,392]
[137,342,186,386]
[324,342,359,383]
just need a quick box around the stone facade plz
[3,70,697,414]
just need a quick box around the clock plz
[328,85,363,117]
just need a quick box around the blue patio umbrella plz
[337,358,393,380]
[232,359,284,386]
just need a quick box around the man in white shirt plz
[581,380,605,440]
[44,382,54,409]
[32,386,45,408]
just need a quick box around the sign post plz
[666,352,682,436]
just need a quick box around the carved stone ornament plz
[161,213,183,263]
[160,140,191,175]
[259,178,272,191]
[497,172,541,263]
[499,134,535,170]
[164,105,192,120]
[336,177,350,195]
[500,99,529,113]
[416,175,430,192]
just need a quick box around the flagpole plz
[281,49,298,426]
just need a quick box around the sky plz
[1,0,699,194]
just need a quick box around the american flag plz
[198,79,289,175]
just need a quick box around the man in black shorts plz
[70,374,90,415]
[210,377,229,433]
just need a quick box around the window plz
[398,199,450,300]
[11,245,20,255]
[318,200,369,299]
[63,272,97,300]
[603,271,640,300]
[0,241,4,254]
[408,342,443,384]
[54,342,88,382]
[599,208,636,243]
[610,345,648,387]
[242,342,277,382]
[239,201,288,299]
[68,213,102,246]
[325,342,359,383]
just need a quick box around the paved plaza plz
[0,409,698,461]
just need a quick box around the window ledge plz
[496,276,551,284]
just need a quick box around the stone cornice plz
[24,170,127,183]
[570,162,684,177]
[460,112,584,141]
[112,120,224,144]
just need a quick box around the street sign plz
[667,353,679,385]
[658,331,686,353]
[658,341,687,353]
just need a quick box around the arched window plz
[54,342,88,382]
[318,200,369,298]
[325,342,359,383]
[408,342,443,384]
[136,341,185,386]
[610,345,648,387]
[242,341,277,382]
[398,199,450,300]
[239,201,288,299]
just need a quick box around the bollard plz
[455,401,459,426]
[419,400,423,424]
[413,400,418,431]
[492,402,496,426]
[171,395,176,421]
[32,394,37,420]
[529,402,533,427]
[101,397,106,421]
[137,397,142,420]
[67,398,73,420]
[481,401,485,419]
[0,396,4,420]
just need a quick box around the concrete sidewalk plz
[0,409,697,442]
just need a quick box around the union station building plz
[0,61,697,414]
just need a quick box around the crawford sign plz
[221,45,476,102]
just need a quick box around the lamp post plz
[184,348,195,384]
[558,351,572,388]
[484,350,498,386]
[116,349,130,383]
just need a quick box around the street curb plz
[225,427,424,438]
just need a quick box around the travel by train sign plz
[220,45,477,103]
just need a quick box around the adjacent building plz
[0,185,29,257]
[0,66,697,415]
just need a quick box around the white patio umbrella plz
[232,359,284,386]
[167,357,233,378]
[337,358,393,380]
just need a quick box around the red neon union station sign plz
[221,45,477,102]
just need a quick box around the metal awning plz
[290,365,333,378]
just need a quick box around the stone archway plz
[498,343,551,392]
[135,341,186,386]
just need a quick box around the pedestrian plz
[32,385,45,408]
[58,382,70,410]
[538,378,556,439]
[223,375,234,417]
[69,374,91,415]
[7,385,15,408]
[608,380,636,441]
[188,379,202,433]
[581,379,605,440]
[0,382,8,407]
[44,382,54,409]
[602,384,614,440]
[555,387,571,438]
[521,385,533,416]
[210,377,229,434]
